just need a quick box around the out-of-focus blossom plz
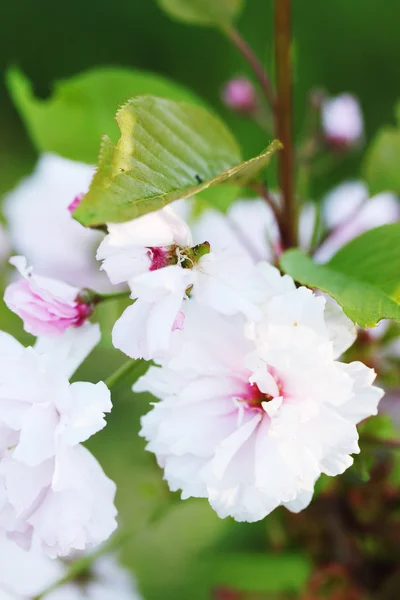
[4,257,94,337]
[321,93,364,148]
[3,154,111,292]
[0,324,117,557]
[315,182,400,263]
[0,534,142,599]
[98,206,264,361]
[136,267,382,522]
[179,179,398,268]
[221,77,257,114]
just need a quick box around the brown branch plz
[223,25,276,116]
[274,0,296,249]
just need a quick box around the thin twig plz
[252,182,283,230]
[222,25,277,116]
[104,358,147,389]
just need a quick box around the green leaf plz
[202,552,311,593]
[73,95,281,226]
[280,223,400,328]
[7,66,204,164]
[364,101,400,194]
[157,0,244,27]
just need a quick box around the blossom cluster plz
[0,149,388,569]
[95,195,383,522]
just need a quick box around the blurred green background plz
[2,0,400,197]
[1,1,400,598]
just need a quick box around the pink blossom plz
[4,257,94,337]
[222,77,257,113]
[322,94,364,149]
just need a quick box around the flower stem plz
[104,358,147,389]
[33,529,129,600]
[32,497,174,600]
[95,291,131,303]
[222,25,276,116]
[274,0,296,249]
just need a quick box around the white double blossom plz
[4,154,112,292]
[0,534,142,600]
[135,266,383,522]
[97,206,263,360]
[0,324,117,557]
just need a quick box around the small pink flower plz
[222,77,257,113]
[4,256,95,337]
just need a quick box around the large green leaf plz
[364,101,400,194]
[157,0,244,27]
[202,552,311,593]
[7,67,203,164]
[280,223,400,328]
[73,95,281,226]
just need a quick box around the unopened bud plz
[222,77,257,114]
[321,93,364,149]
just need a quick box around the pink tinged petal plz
[1,457,54,516]
[163,454,209,498]
[13,403,58,466]
[34,322,101,380]
[29,446,117,557]
[4,258,87,337]
[262,396,283,418]
[58,381,111,446]
[172,310,185,331]
[250,369,280,398]
[194,252,262,320]
[253,420,299,501]
[335,362,384,424]
[212,413,262,481]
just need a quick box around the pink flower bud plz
[322,93,364,149]
[222,77,257,113]
[67,193,84,214]
[4,256,95,337]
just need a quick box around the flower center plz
[147,241,211,272]
[241,368,284,413]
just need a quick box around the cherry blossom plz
[3,154,112,292]
[4,257,94,337]
[136,268,383,522]
[321,93,364,148]
[97,206,264,360]
[0,324,117,557]
[315,182,400,262]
